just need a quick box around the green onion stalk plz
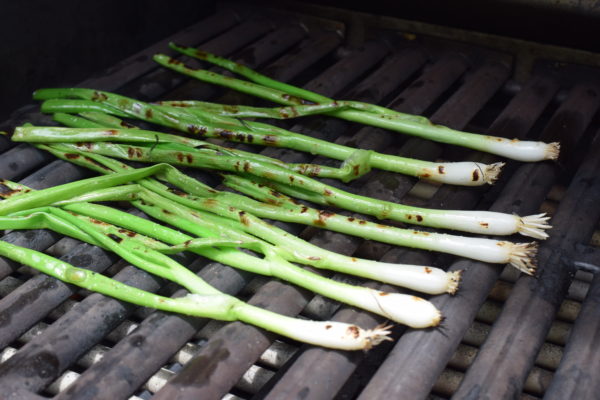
[0,163,174,216]
[33,88,504,186]
[12,121,376,184]
[46,156,534,275]
[0,231,392,350]
[11,135,536,274]
[3,148,462,294]
[219,174,539,274]
[0,177,446,329]
[152,44,560,162]
[89,179,536,274]
[64,183,465,291]
[10,125,551,241]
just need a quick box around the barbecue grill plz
[1,2,600,399]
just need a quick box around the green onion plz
[62,182,465,291]
[151,46,560,162]
[156,98,373,118]
[0,163,173,217]
[6,163,463,295]
[33,89,504,186]
[12,126,551,239]
[219,174,540,274]
[1,177,446,327]
[16,141,536,274]
[0,239,393,350]
[12,123,355,182]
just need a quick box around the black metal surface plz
[449,84,600,399]
[0,5,599,400]
[119,17,275,101]
[0,244,118,350]
[544,252,600,399]
[0,265,163,395]
[77,10,240,92]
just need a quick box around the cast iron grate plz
[0,4,599,400]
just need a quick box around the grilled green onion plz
[1,177,446,325]
[0,239,393,350]
[33,89,504,186]
[11,126,551,239]
[152,45,559,162]
[18,142,538,275]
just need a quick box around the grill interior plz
[1,2,600,399]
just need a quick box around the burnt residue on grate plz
[0,6,599,400]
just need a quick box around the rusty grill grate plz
[1,3,600,400]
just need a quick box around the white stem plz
[290,228,535,280]
[292,250,461,294]
[282,320,393,350]
[362,266,462,295]
[400,232,538,274]
[402,233,537,268]
[485,139,560,162]
[421,162,504,186]
[429,210,551,238]
[265,255,442,327]
[234,304,394,350]
[354,289,442,328]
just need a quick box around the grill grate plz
[1,4,600,400]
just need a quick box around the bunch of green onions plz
[34,88,504,186]
[149,43,560,162]
[0,42,561,349]
[10,124,551,247]
[0,165,452,349]
[36,137,538,274]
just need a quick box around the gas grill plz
[1,2,600,399]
